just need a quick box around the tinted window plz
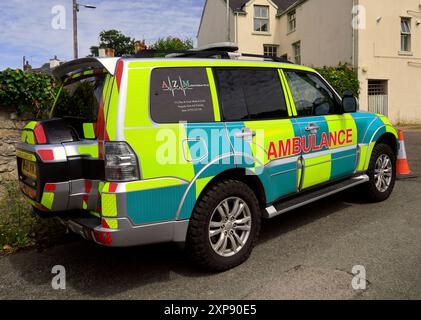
[55,75,106,122]
[214,68,288,121]
[150,67,214,123]
[284,71,341,116]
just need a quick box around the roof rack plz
[134,50,292,63]
[135,49,231,59]
[133,42,293,64]
[239,53,292,64]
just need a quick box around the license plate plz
[21,159,37,179]
[19,181,37,199]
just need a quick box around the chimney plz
[105,48,115,57]
[49,55,60,69]
[135,40,147,53]
[23,61,32,72]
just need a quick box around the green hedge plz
[315,63,360,97]
[0,64,360,121]
[0,69,58,119]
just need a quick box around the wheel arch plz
[196,168,268,210]
[376,132,398,156]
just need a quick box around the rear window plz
[54,73,106,122]
[150,67,215,123]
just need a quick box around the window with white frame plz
[264,45,278,57]
[292,41,301,64]
[288,10,296,32]
[254,5,269,32]
[401,17,411,52]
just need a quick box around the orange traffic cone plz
[396,129,416,179]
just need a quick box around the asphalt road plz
[1,131,420,300]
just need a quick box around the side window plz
[150,67,214,123]
[284,70,341,116]
[213,68,288,121]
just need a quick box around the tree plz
[150,37,194,51]
[90,30,136,57]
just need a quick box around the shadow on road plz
[6,190,361,298]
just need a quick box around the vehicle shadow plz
[7,190,361,299]
[257,192,353,245]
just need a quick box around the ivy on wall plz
[315,63,360,98]
[0,64,360,121]
[0,69,58,119]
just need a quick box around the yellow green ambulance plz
[16,48,398,271]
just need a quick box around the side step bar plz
[264,175,369,219]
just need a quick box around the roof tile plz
[229,0,298,13]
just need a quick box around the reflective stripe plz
[16,149,36,162]
[302,145,357,160]
[278,69,294,117]
[41,192,54,210]
[102,193,118,217]
[104,218,118,229]
[303,149,331,160]
[397,140,407,160]
[266,155,300,168]
[125,178,186,192]
[206,68,221,122]
[279,69,297,116]
[83,123,95,139]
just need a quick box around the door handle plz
[234,128,256,140]
[305,123,320,132]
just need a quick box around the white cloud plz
[0,0,205,70]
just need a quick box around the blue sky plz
[0,0,206,70]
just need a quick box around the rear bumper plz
[63,216,189,247]
[16,141,104,212]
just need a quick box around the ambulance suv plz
[16,48,398,271]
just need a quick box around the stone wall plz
[0,119,26,183]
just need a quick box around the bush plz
[0,182,66,253]
[315,63,360,97]
[0,69,59,119]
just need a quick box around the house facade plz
[197,0,421,124]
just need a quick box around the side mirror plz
[342,91,358,113]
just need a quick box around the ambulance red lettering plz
[301,136,311,153]
[292,138,301,155]
[346,129,353,144]
[338,130,346,145]
[279,139,291,157]
[312,134,321,151]
[268,141,278,159]
[329,131,337,146]
[267,130,354,161]
[320,132,329,149]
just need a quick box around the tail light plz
[104,142,140,182]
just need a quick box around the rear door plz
[283,69,358,189]
[213,67,302,203]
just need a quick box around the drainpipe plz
[352,0,356,68]
[235,12,238,44]
[352,0,360,70]
[227,0,231,41]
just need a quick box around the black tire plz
[186,179,261,272]
[362,143,396,202]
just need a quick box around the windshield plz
[54,73,107,122]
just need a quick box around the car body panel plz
[16,57,398,247]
